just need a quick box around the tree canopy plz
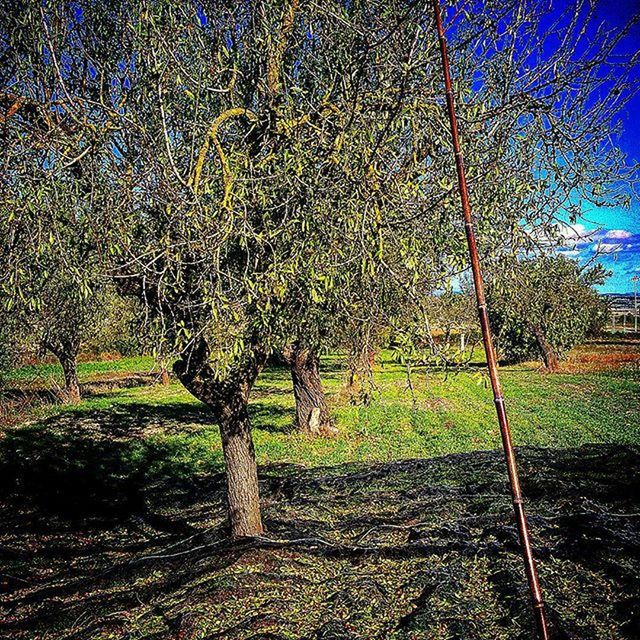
[487,254,609,370]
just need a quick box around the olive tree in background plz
[0,176,107,403]
[487,255,610,371]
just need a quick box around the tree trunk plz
[160,367,170,385]
[46,339,81,404]
[59,352,81,404]
[347,345,376,406]
[284,343,336,436]
[528,324,559,372]
[219,398,264,536]
[173,338,266,537]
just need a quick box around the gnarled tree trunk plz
[174,338,266,537]
[528,323,559,372]
[46,339,81,404]
[283,342,336,436]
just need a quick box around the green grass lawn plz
[3,341,639,472]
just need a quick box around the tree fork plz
[431,2,550,638]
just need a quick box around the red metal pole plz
[431,2,550,638]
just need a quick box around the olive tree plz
[2,0,636,537]
[0,173,107,403]
[487,255,609,371]
[71,0,445,535]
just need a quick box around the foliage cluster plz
[487,255,610,369]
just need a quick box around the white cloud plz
[558,223,596,241]
[595,242,622,254]
[603,229,632,240]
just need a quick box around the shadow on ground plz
[0,415,638,639]
[0,374,161,430]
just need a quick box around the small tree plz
[487,255,609,371]
[1,152,108,402]
[1,216,106,403]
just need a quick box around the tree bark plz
[218,397,264,537]
[284,343,336,436]
[173,338,266,537]
[528,323,559,372]
[347,346,376,406]
[59,351,81,403]
[46,339,81,404]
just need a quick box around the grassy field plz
[3,338,639,468]
[1,337,639,639]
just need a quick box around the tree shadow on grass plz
[0,423,149,522]
[78,398,299,436]
[0,397,294,525]
[1,431,639,639]
[0,417,223,528]
[249,402,295,433]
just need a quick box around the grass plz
[1,337,639,639]
[5,354,155,383]
[4,340,639,470]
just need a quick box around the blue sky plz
[558,0,640,293]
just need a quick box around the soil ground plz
[1,444,638,639]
